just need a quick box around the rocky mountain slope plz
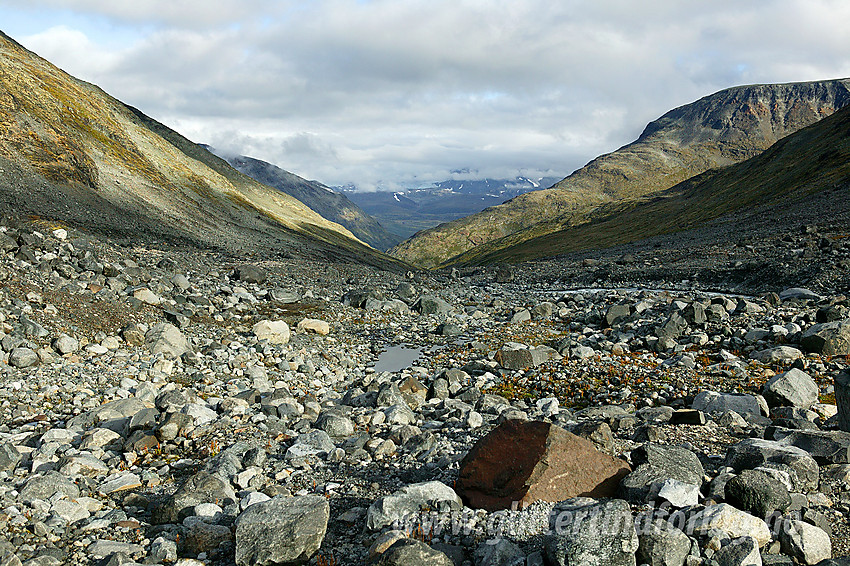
[392,78,850,268]
[0,31,402,270]
[448,101,850,267]
[212,151,402,251]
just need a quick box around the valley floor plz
[0,214,848,565]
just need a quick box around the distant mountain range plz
[345,177,560,239]
[0,30,403,269]
[391,78,850,267]
[206,150,402,251]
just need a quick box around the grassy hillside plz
[448,104,850,266]
[392,79,850,268]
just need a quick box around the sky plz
[1,1,850,191]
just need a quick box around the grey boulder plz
[636,518,691,566]
[693,391,760,417]
[724,469,791,519]
[366,481,462,531]
[800,319,850,356]
[235,495,329,566]
[546,498,638,566]
[376,539,454,566]
[145,323,192,358]
[762,368,819,409]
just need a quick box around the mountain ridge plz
[211,151,402,251]
[391,78,850,268]
[0,30,405,269]
[448,102,850,266]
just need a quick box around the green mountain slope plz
[391,78,850,268]
[0,31,404,269]
[216,152,402,251]
[450,103,850,266]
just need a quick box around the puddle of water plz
[373,346,423,373]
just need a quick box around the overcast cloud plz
[2,0,850,190]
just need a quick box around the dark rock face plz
[724,469,791,518]
[455,420,631,511]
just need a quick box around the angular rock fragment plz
[762,368,819,409]
[456,420,631,511]
[546,498,638,566]
[235,495,329,566]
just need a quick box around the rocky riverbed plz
[0,221,849,566]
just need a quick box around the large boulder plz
[800,319,850,356]
[9,347,39,368]
[252,320,291,345]
[232,264,267,284]
[768,428,850,465]
[235,495,329,566]
[414,296,452,315]
[636,518,691,566]
[376,539,454,566]
[724,469,791,518]
[19,471,80,502]
[778,520,831,564]
[619,443,703,503]
[153,471,237,524]
[762,368,819,409]
[687,504,771,547]
[366,481,462,531]
[495,345,556,370]
[713,537,762,566]
[145,323,191,358]
[750,346,804,364]
[545,498,638,566]
[455,420,631,511]
[725,438,819,492]
[692,391,760,417]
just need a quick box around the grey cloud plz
[9,0,850,189]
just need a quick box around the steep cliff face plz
[0,31,402,268]
[391,79,850,268]
[219,153,402,251]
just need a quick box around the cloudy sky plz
[1,1,849,191]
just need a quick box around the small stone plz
[296,318,330,335]
[252,320,291,344]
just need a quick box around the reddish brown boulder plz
[456,419,631,511]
